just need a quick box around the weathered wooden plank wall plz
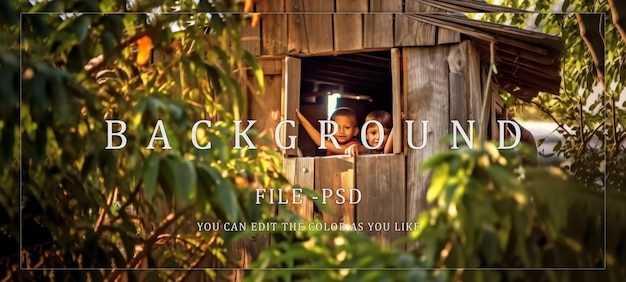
[284,155,407,246]
[283,57,301,156]
[314,157,356,224]
[283,157,315,220]
[286,0,334,54]
[240,4,261,56]
[391,48,403,154]
[244,0,461,56]
[334,0,368,51]
[404,46,451,224]
[355,155,406,247]
[256,0,287,55]
[466,40,484,137]
[246,58,283,149]
[395,0,436,46]
[364,0,402,48]
[448,41,469,134]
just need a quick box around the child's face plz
[365,123,390,150]
[332,115,359,144]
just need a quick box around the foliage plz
[482,0,625,192]
[246,216,451,282]
[2,0,289,281]
[411,142,622,281]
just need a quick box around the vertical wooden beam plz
[465,40,483,139]
[240,3,261,56]
[356,155,406,248]
[364,0,402,48]
[283,57,301,157]
[334,0,367,52]
[438,27,461,45]
[257,0,287,55]
[395,0,436,47]
[314,157,355,225]
[286,0,334,54]
[448,42,469,136]
[391,48,402,154]
[283,157,315,220]
[404,46,450,224]
[491,85,500,141]
[248,58,283,149]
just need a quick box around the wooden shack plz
[239,0,563,243]
[211,0,565,278]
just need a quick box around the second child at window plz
[363,110,392,154]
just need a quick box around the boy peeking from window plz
[295,107,365,156]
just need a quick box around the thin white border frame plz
[18,11,607,271]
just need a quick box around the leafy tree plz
[2,0,292,280]
[482,0,625,191]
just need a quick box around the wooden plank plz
[490,86,499,140]
[428,8,460,45]
[355,154,406,248]
[405,46,450,224]
[394,0,437,47]
[465,40,484,139]
[391,48,402,154]
[438,27,461,45]
[283,158,315,220]
[257,0,287,55]
[248,59,283,149]
[240,4,261,56]
[283,57,301,157]
[314,157,355,225]
[225,236,269,281]
[286,0,334,54]
[364,0,402,48]
[407,2,460,45]
[334,0,367,51]
[447,43,469,137]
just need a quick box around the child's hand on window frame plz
[344,144,360,157]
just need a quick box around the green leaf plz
[49,69,69,123]
[0,60,16,118]
[101,31,115,60]
[105,15,124,41]
[486,165,518,190]
[34,124,47,164]
[174,159,197,202]
[0,124,14,167]
[73,16,91,43]
[143,153,160,200]
[0,1,18,25]
[26,68,48,122]
[243,51,264,94]
[158,155,177,202]
[201,165,241,222]
[479,226,500,265]
[66,45,83,73]
[420,150,455,171]
[426,163,450,203]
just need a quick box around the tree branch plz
[530,101,573,136]
[108,205,194,281]
[575,14,605,90]
[609,0,626,43]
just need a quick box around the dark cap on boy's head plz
[330,107,358,126]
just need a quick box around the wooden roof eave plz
[417,0,527,14]
[407,13,563,100]
[434,13,564,51]
[406,14,495,42]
